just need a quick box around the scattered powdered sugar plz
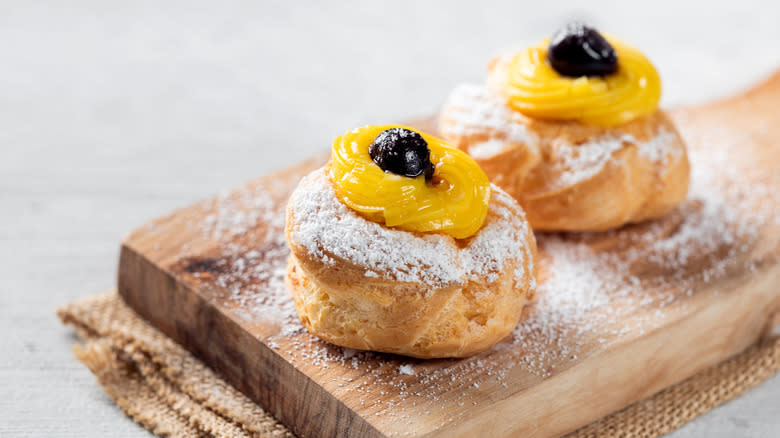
[510,189,746,373]
[636,130,684,167]
[193,179,302,335]
[441,83,535,146]
[552,135,625,186]
[442,83,685,190]
[286,167,533,289]
[553,130,681,188]
[178,113,775,431]
[506,119,775,376]
[223,250,300,333]
[467,138,506,159]
[202,183,285,241]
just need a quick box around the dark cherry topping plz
[547,22,618,77]
[369,128,435,181]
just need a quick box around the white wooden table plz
[2,1,778,436]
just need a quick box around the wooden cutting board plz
[118,71,780,438]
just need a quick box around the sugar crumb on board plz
[398,364,415,376]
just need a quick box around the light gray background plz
[2,1,778,436]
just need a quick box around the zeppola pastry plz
[285,125,537,358]
[439,23,690,231]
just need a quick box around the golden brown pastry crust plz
[285,168,537,358]
[438,58,690,232]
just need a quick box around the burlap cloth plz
[57,291,780,438]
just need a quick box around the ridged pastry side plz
[439,82,690,231]
[285,167,537,358]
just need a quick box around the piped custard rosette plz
[330,125,490,239]
[439,23,690,231]
[285,125,537,358]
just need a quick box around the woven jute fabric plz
[57,292,779,438]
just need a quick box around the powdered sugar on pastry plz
[441,84,684,190]
[440,83,535,146]
[286,167,534,289]
[179,117,772,417]
[467,138,506,159]
[552,130,682,189]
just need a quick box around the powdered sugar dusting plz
[201,183,285,241]
[442,84,685,191]
[175,113,775,434]
[191,179,302,335]
[286,167,533,289]
[468,138,506,159]
[441,83,534,146]
[511,191,746,374]
[637,130,684,167]
[507,119,776,377]
[553,130,681,188]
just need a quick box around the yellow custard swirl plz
[499,35,661,126]
[329,125,490,239]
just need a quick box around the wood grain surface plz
[118,72,780,437]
